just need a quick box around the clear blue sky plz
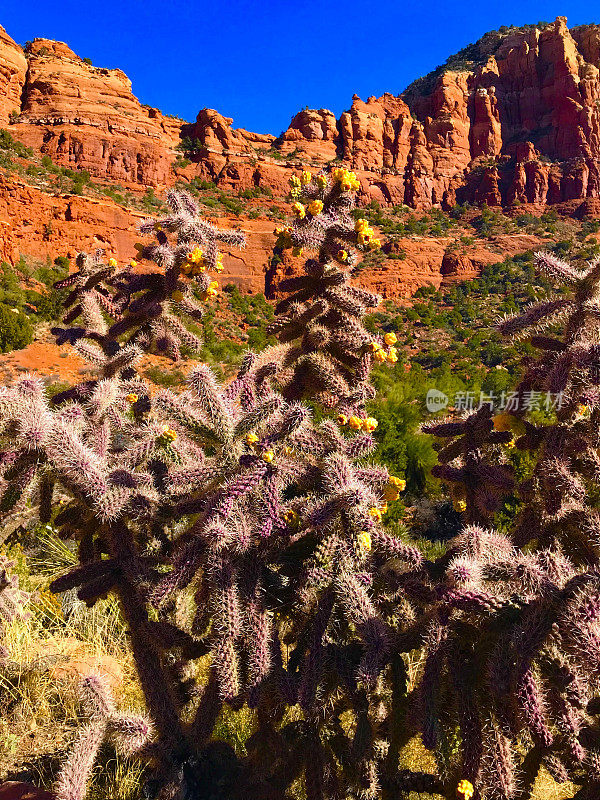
[1,1,598,135]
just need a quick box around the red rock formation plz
[0,26,27,126]
[7,37,182,185]
[2,17,600,209]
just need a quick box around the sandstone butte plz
[0,16,600,300]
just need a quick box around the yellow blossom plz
[380,503,388,514]
[126,393,138,404]
[357,531,372,552]
[284,509,299,525]
[337,249,348,262]
[337,414,348,426]
[387,348,398,364]
[362,417,378,433]
[368,341,380,353]
[316,174,328,188]
[374,349,387,363]
[369,507,382,522]
[389,476,406,491]
[161,427,177,443]
[129,259,137,268]
[354,218,369,233]
[453,499,467,513]
[308,199,323,216]
[384,332,397,346]
[456,780,474,800]
[369,238,382,250]
[292,202,306,219]
[108,257,118,268]
[292,247,304,257]
[262,449,275,463]
[246,433,259,446]
[289,174,301,188]
[300,170,312,185]
[348,416,363,430]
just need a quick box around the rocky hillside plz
[2,17,600,209]
[0,16,600,302]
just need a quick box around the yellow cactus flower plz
[369,507,382,522]
[289,174,301,188]
[456,779,474,800]
[389,476,407,491]
[284,509,299,525]
[126,393,138,404]
[292,247,304,257]
[354,218,369,233]
[192,264,206,275]
[187,247,204,263]
[387,350,398,364]
[262,449,275,463]
[384,332,397,346]
[108,257,118,268]
[300,170,312,185]
[380,503,388,514]
[453,499,467,513]
[316,174,328,188]
[337,249,348,262]
[292,202,306,219]
[578,403,589,415]
[308,199,324,216]
[368,341,380,353]
[369,238,382,250]
[172,290,184,302]
[246,433,259,446]
[129,259,137,268]
[337,413,348,426]
[374,349,387,363]
[161,427,177,443]
[348,416,363,430]
[362,417,378,433]
[209,281,218,290]
[357,531,372,552]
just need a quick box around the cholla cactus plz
[414,251,600,798]
[0,183,419,799]
[268,168,391,413]
[56,674,153,800]
[423,405,515,524]
[0,555,28,662]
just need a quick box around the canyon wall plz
[2,17,600,210]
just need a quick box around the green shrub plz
[0,304,33,351]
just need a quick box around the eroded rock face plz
[2,17,600,207]
[6,37,182,185]
[0,26,27,126]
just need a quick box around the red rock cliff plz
[2,17,600,210]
